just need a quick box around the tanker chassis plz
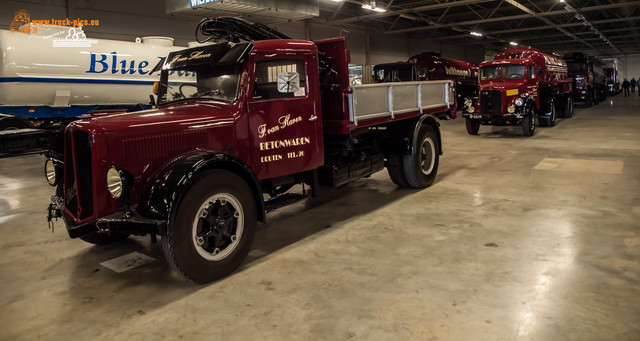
[43,20,454,283]
[462,47,573,137]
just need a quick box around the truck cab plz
[462,47,573,136]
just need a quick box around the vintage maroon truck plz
[43,20,455,283]
[563,52,607,107]
[373,52,478,116]
[462,47,573,136]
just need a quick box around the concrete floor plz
[1,95,639,340]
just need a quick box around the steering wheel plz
[179,83,198,98]
[508,74,521,79]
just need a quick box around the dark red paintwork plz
[475,47,571,114]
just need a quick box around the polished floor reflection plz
[0,96,639,340]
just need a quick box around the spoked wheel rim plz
[420,137,436,175]
[192,193,244,261]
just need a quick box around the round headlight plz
[515,98,524,106]
[45,159,57,186]
[507,105,516,114]
[466,106,475,113]
[106,167,123,199]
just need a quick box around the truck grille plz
[481,90,502,115]
[64,130,94,220]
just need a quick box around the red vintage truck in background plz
[563,52,607,107]
[462,47,573,136]
[44,18,455,283]
[373,52,478,117]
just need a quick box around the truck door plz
[247,55,324,180]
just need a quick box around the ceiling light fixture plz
[470,31,483,37]
[510,41,518,46]
[362,4,387,12]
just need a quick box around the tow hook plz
[47,196,63,232]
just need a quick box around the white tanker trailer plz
[0,24,189,130]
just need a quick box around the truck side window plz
[253,59,306,100]
[529,65,536,79]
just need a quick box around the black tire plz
[163,169,257,283]
[402,125,439,188]
[0,119,31,131]
[546,100,556,127]
[79,231,129,245]
[563,96,573,118]
[593,89,600,105]
[465,118,480,135]
[522,107,535,137]
[386,154,409,187]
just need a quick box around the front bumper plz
[48,195,166,238]
[462,111,528,126]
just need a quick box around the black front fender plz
[142,152,265,234]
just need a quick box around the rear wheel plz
[402,125,439,188]
[593,89,600,105]
[386,154,409,187]
[522,107,535,137]
[563,96,573,118]
[465,118,480,135]
[163,170,257,283]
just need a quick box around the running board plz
[264,193,309,213]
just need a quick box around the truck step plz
[264,193,309,213]
[318,154,384,187]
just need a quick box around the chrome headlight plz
[507,105,516,114]
[464,98,473,108]
[44,159,58,186]
[515,98,524,106]
[106,167,123,199]
[466,106,475,113]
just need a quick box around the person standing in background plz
[622,78,630,96]
[631,77,637,93]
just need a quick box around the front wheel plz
[522,109,535,137]
[465,118,480,135]
[402,125,439,188]
[163,170,257,283]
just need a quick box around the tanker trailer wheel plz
[162,170,256,283]
[402,125,439,188]
[563,97,573,118]
[79,230,129,245]
[593,89,600,105]
[540,99,556,127]
[465,118,480,135]
[522,107,535,137]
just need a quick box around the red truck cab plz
[462,47,573,136]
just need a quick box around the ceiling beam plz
[328,0,493,25]
[386,1,640,34]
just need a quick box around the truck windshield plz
[480,64,526,80]
[374,65,414,82]
[158,65,242,105]
[566,62,586,74]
